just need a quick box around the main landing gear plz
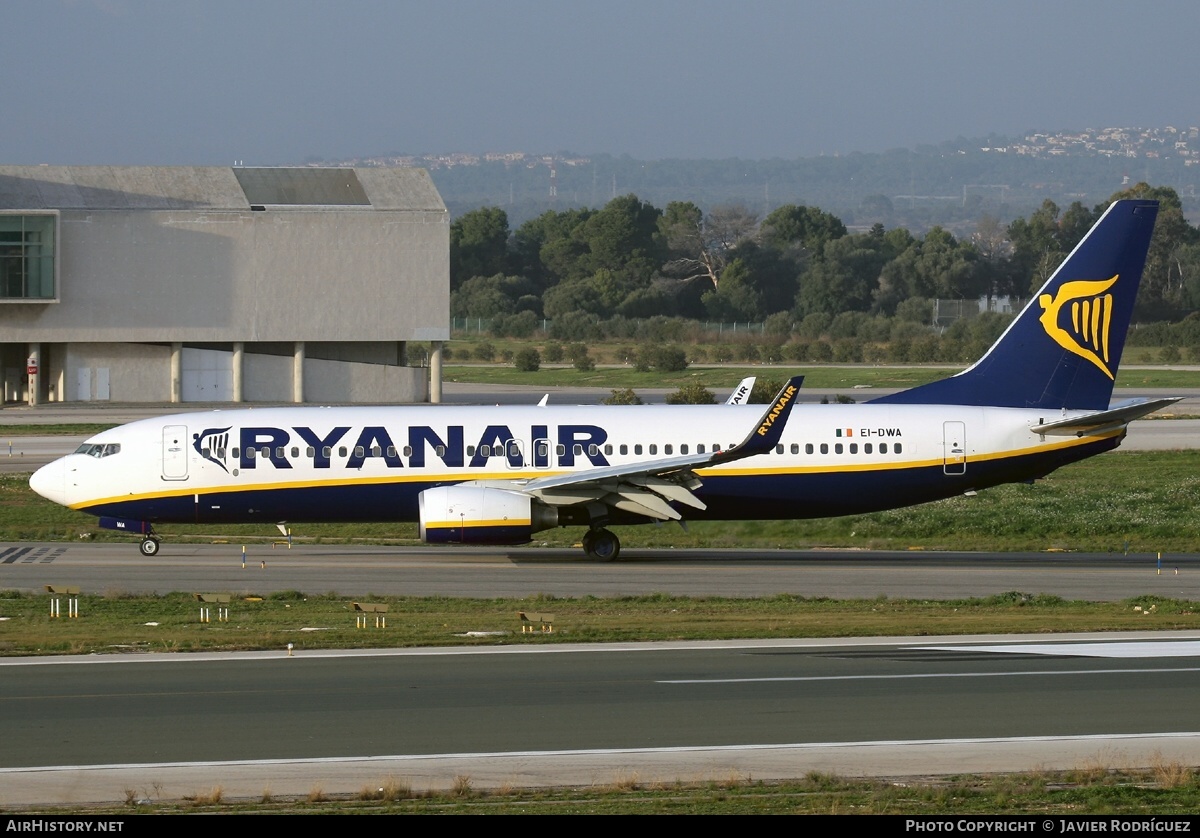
[139,536,161,556]
[581,527,620,561]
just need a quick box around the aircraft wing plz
[515,376,803,521]
[1030,397,1182,436]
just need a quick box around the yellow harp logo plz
[1037,275,1119,380]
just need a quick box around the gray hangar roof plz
[0,166,445,212]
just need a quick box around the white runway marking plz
[661,667,1200,685]
[921,640,1200,658]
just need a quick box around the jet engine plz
[418,485,559,545]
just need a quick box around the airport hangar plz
[0,166,450,406]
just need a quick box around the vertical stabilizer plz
[871,199,1158,410]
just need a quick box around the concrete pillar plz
[293,341,305,404]
[232,342,244,403]
[397,340,407,366]
[26,344,40,407]
[170,343,182,403]
[429,341,443,404]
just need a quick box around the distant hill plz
[311,127,1200,231]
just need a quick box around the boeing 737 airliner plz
[30,199,1177,560]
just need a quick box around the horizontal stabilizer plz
[1031,398,1182,436]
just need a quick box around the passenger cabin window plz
[664,444,673,455]
[864,443,872,454]
[820,443,828,454]
[619,444,628,455]
[805,443,814,454]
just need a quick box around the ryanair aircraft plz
[30,199,1176,560]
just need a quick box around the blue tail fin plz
[871,199,1159,410]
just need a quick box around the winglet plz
[710,375,803,465]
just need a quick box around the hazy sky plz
[5,0,1197,166]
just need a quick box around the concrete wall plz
[65,343,171,402]
[304,356,427,404]
[1,209,448,343]
[51,343,427,404]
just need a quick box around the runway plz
[3,542,1199,601]
[3,633,1200,807]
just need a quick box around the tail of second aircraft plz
[872,198,1159,411]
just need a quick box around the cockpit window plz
[74,443,121,458]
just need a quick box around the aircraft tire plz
[584,528,620,562]
[139,537,160,557]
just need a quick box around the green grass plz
[0,424,118,436]
[0,589,1196,656]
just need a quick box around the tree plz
[665,381,716,404]
[512,348,541,372]
[450,207,510,291]
[659,202,759,291]
[1106,184,1200,319]
[1007,199,1065,293]
[795,233,886,317]
[761,204,847,253]
[450,273,537,319]
[577,194,663,277]
[601,388,643,405]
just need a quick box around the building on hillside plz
[0,166,449,405]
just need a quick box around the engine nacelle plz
[418,485,558,545]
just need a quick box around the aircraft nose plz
[29,459,69,506]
